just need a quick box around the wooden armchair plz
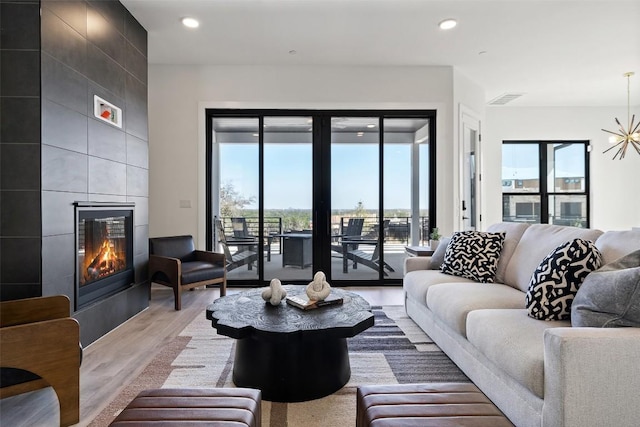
[149,235,226,310]
[0,295,80,427]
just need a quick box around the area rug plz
[90,306,468,426]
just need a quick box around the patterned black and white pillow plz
[525,238,603,321]
[440,231,505,283]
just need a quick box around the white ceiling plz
[121,0,640,107]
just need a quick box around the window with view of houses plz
[502,141,590,228]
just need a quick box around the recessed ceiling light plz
[357,132,364,137]
[367,124,376,128]
[438,19,457,30]
[181,17,199,28]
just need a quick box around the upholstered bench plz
[109,388,261,426]
[356,383,513,427]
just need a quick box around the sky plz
[220,142,429,211]
[502,143,586,179]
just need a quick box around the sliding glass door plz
[330,117,380,280]
[383,118,431,279]
[207,109,436,286]
[213,117,259,281]
[263,116,314,282]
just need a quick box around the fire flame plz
[85,239,124,282]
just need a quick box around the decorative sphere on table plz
[261,278,287,305]
[306,271,331,301]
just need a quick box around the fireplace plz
[75,202,134,310]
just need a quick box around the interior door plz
[460,107,481,231]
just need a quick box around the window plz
[502,141,590,227]
[515,202,540,218]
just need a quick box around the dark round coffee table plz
[205,285,374,402]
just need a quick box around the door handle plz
[327,212,331,237]
[462,200,467,211]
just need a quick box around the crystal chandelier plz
[602,72,640,160]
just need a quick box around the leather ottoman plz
[109,388,261,426]
[357,383,513,427]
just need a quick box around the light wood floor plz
[0,284,404,426]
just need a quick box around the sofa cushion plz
[440,231,505,283]
[466,309,571,398]
[486,222,530,285]
[504,224,603,292]
[427,283,525,336]
[181,261,225,285]
[595,230,640,264]
[525,239,602,321]
[572,250,640,327]
[404,270,475,307]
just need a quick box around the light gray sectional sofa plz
[403,223,640,427]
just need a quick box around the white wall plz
[149,65,637,244]
[453,69,486,229]
[148,65,461,246]
[484,107,640,231]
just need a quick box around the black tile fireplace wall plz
[0,0,149,345]
[1,0,42,300]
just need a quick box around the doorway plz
[459,106,482,231]
[206,109,436,286]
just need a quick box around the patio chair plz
[229,217,277,262]
[215,219,259,272]
[331,218,365,255]
[345,220,395,276]
[231,217,258,241]
[346,240,395,276]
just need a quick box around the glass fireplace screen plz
[78,214,130,287]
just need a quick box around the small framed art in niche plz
[94,95,122,128]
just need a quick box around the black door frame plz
[206,108,437,287]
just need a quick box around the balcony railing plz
[220,215,432,246]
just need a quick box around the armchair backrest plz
[149,235,196,262]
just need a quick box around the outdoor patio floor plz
[226,243,413,282]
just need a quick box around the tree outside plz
[220,181,255,218]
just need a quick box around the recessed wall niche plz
[94,95,122,128]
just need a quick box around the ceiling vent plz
[488,93,525,105]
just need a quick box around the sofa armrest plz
[404,256,432,275]
[543,327,640,427]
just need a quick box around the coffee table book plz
[285,294,343,310]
